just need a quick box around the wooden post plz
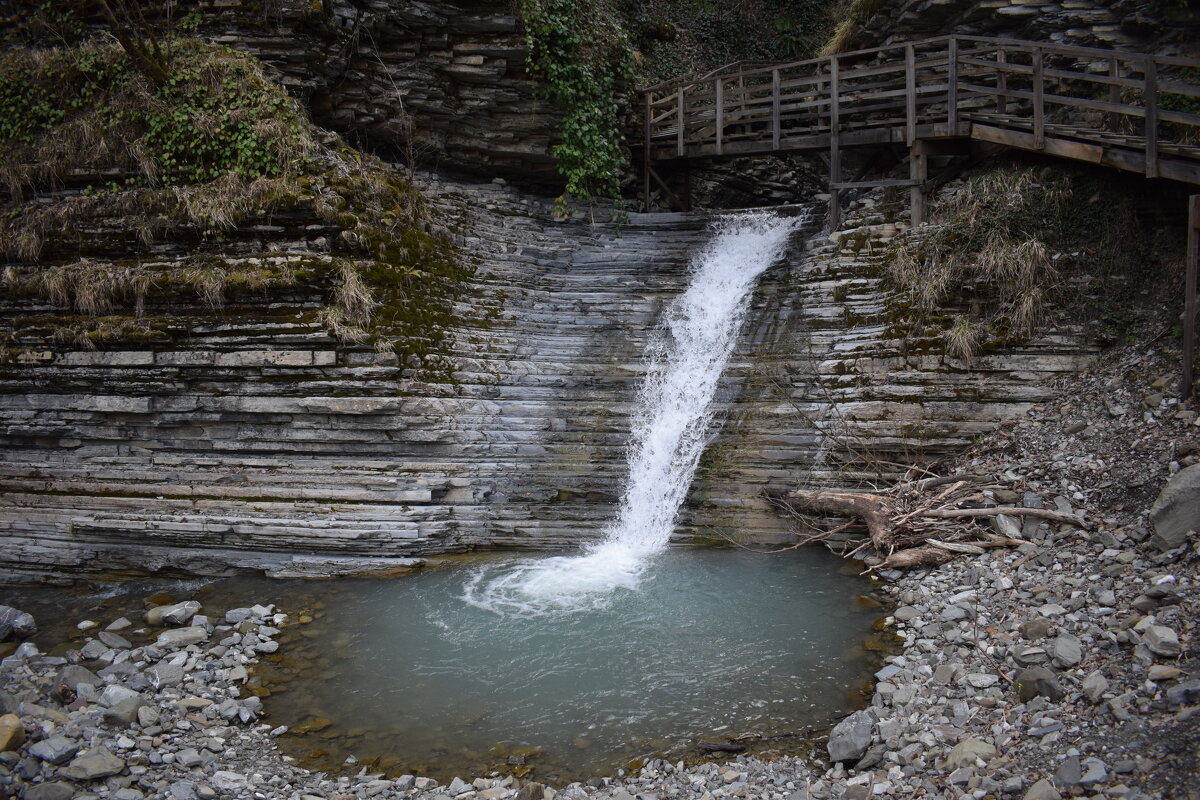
[1107,58,1120,131]
[947,37,959,133]
[997,48,1008,115]
[681,163,692,213]
[910,142,927,226]
[676,87,685,157]
[1183,195,1199,400]
[643,91,652,210]
[829,56,842,231]
[715,78,724,156]
[1145,58,1159,179]
[905,43,916,145]
[1033,46,1044,150]
[772,68,781,150]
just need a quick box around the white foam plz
[463,211,803,614]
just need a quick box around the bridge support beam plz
[1184,195,1199,400]
[910,143,928,226]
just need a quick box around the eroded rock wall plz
[0,179,1097,582]
[202,0,563,187]
[841,0,1196,55]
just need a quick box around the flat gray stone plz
[944,738,998,770]
[1143,625,1181,657]
[60,745,125,780]
[827,709,875,763]
[29,734,79,765]
[1150,463,1200,551]
[155,626,209,649]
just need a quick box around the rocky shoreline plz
[2,337,1197,800]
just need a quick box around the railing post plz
[829,56,841,231]
[1032,46,1044,150]
[1145,58,1159,178]
[1183,195,1199,400]
[772,68,781,151]
[997,48,1008,115]
[715,78,724,156]
[643,91,652,210]
[947,37,959,134]
[911,141,927,226]
[905,43,916,145]
[676,86,685,157]
[1107,58,1120,131]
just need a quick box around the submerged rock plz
[0,606,36,641]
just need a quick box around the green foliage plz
[0,39,310,190]
[518,0,633,202]
[1,37,467,368]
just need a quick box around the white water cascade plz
[464,211,801,614]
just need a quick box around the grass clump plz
[0,37,311,197]
[883,163,1156,361]
[0,36,467,372]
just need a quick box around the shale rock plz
[0,713,25,751]
[826,709,875,763]
[1015,667,1063,701]
[60,745,125,780]
[1150,463,1200,551]
[0,606,36,640]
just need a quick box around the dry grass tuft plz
[885,165,1072,360]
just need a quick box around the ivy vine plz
[518,0,633,203]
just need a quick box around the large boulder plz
[827,709,875,763]
[1150,463,1200,551]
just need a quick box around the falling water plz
[465,211,801,614]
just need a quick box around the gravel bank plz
[2,340,1196,800]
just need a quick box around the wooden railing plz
[643,35,1200,183]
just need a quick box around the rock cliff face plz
[841,0,1196,55]
[204,0,563,188]
[0,177,1096,582]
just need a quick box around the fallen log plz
[781,489,893,548]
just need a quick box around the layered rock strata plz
[0,178,1097,581]
[201,0,563,187]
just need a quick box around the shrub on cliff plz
[0,36,466,371]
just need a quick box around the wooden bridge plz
[640,34,1200,396]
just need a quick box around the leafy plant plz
[518,0,633,202]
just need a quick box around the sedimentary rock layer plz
[0,179,1097,581]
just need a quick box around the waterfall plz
[464,211,801,614]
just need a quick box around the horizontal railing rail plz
[643,34,1200,180]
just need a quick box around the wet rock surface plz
[2,317,1197,799]
[0,178,1096,584]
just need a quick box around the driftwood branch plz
[765,472,1070,571]
[923,507,1087,527]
